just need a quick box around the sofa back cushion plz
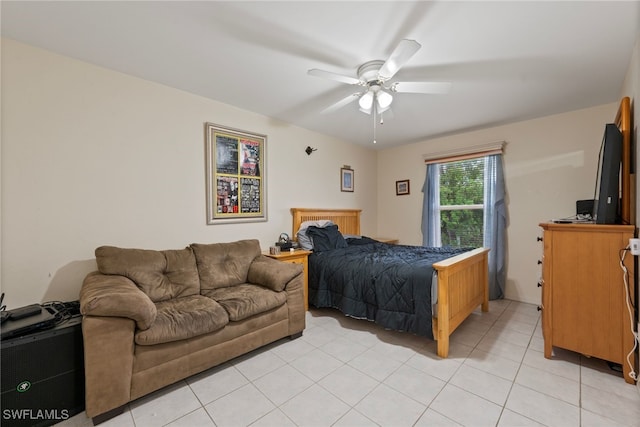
[191,239,261,291]
[95,246,200,302]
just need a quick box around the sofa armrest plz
[80,271,157,330]
[247,255,303,292]
[281,265,305,336]
[82,316,135,418]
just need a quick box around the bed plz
[291,207,489,358]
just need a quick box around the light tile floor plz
[59,300,640,427]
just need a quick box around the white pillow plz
[296,220,335,250]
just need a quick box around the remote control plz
[8,304,42,320]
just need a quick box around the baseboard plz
[92,406,125,426]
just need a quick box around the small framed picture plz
[341,167,354,192]
[396,179,410,196]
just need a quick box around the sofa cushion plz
[135,295,229,345]
[95,246,200,302]
[247,256,303,292]
[204,284,287,321]
[191,240,262,291]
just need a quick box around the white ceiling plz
[2,1,639,149]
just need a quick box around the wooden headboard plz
[290,208,361,239]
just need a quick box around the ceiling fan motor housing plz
[357,60,385,83]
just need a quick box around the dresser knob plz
[537,260,542,265]
[537,281,542,287]
[537,237,543,242]
[537,306,542,312]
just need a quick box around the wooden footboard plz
[432,247,490,358]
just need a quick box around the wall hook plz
[305,146,317,155]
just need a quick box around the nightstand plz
[263,249,312,310]
[373,237,399,245]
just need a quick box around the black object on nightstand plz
[1,310,84,426]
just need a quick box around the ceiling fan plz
[308,39,452,119]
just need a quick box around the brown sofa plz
[79,239,305,424]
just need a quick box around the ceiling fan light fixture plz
[376,90,393,110]
[358,91,374,111]
[309,38,454,144]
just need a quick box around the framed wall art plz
[205,122,267,224]
[341,167,354,192]
[396,179,410,195]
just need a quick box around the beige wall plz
[376,103,619,305]
[0,39,378,307]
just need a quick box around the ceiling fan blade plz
[321,93,361,114]
[308,69,361,85]
[391,81,452,94]
[378,39,421,81]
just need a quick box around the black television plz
[592,123,623,224]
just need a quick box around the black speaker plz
[1,317,84,427]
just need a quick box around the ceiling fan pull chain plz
[373,102,377,144]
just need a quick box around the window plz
[422,144,507,300]
[438,158,485,248]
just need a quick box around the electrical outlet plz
[629,238,640,256]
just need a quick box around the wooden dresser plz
[539,222,637,384]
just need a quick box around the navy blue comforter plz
[308,240,469,339]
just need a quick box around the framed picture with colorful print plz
[205,123,267,224]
